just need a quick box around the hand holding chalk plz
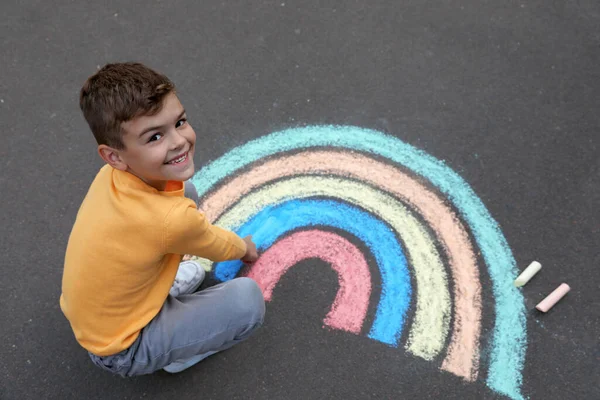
[241,235,259,264]
[514,261,542,287]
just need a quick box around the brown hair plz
[79,62,175,149]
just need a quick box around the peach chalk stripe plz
[200,150,481,381]
[245,230,372,333]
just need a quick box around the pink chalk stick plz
[536,283,570,312]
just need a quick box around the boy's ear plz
[98,145,128,171]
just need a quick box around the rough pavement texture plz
[1,1,599,399]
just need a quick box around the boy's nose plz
[170,130,187,150]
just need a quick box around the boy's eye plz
[148,133,162,142]
[175,118,187,128]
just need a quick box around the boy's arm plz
[164,199,247,261]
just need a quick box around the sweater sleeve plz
[164,199,247,261]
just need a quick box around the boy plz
[60,62,265,376]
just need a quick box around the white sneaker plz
[169,261,206,297]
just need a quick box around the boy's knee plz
[231,277,265,324]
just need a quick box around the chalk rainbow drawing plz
[190,125,527,400]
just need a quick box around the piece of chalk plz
[536,283,570,312]
[514,261,542,287]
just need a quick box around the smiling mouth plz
[165,151,189,165]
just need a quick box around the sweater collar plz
[111,167,184,196]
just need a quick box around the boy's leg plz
[126,277,265,376]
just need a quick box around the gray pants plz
[88,182,265,376]
[89,277,265,377]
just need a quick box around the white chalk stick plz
[514,261,542,287]
[536,283,570,312]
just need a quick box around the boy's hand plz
[241,235,259,264]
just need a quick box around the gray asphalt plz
[1,1,599,399]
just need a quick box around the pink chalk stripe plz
[201,150,481,381]
[245,230,371,334]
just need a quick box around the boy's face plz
[109,92,196,190]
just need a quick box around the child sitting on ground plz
[60,62,265,376]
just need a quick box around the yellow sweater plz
[60,165,246,356]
